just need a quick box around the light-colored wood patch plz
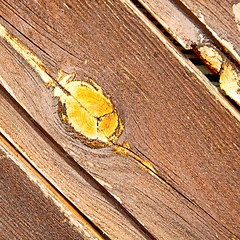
[233,3,240,32]
[54,71,124,147]
[0,22,157,177]
[220,60,240,106]
[194,45,223,74]
[194,43,240,105]
[0,22,123,148]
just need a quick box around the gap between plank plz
[0,132,109,240]
[130,0,240,111]
[0,84,158,240]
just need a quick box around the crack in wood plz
[0,83,159,239]
[193,43,240,106]
[0,132,108,240]
[0,22,123,148]
[0,22,214,223]
[113,142,195,203]
[0,22,163,183]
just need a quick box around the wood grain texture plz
[0,0,240,239]
[0,141,95,240]
[112,0,240,105]
[172,0,240,64]
[0,86,149,240]
[135,0,208,49]
[138,0,240,64]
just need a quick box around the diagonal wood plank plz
[132,0,208,49]
[0,0,240,239]
[0,86,150,240]
[172,0,240,64]
[137,0,240,65]
[1,83,238,239]
[132,0,240,105]
[0,137,101,240]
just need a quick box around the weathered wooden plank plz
[0,137,99,240]
[134,0,208,49]
[1,84,238,240]
[134,0,240,106]
[0,0,240,239]
[172,0,240,64]
[137,0,240,63]
[173,0,240,105]
[0,86,149,239]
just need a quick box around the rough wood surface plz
[0,0,240,239]
[0,140,96,240]
[173,0,240,64]
[137,0,240,63]
[0,86,148,240]
[135,0,207,49]
[133,0,240,112]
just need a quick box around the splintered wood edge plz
[137,0,208,49]
[127,0,240,108]
[0,133,106,240]
[219,60,240,106]
[193,44,240,106]
[121,0,240,121]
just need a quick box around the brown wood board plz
[135,0,207,49]
[0,140,98,240]
[1,77,239,240]
[0,0,240,239]
[137,0,240,63]
[0,86,149,239]
[134,0,240,106]
[172,0,240,64]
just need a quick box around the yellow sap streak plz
[0,23,53,86]
[113,143,159,175]
[113,143,175,188]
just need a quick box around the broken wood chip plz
[193,44,223,74]
[219,60,240,106]
[193,43,240,106]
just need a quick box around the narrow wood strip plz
[0,134,102,240]
[0,85,150,239]
[133,0,208,49]
[173,0,240,64]
[127,0,240,105]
